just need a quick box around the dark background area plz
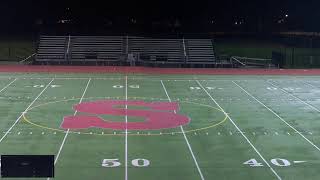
[0,0,319,35]
[0,0,319,69]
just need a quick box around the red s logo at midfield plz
[61,100,190,130]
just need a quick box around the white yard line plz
[0,78,17,93]
[160,80,205,180]
[19,53,36,63]
[196,80,282,180]
[48,78,91,180]
[0,78,54,143]
[125,76,128,180]
[233,81,320,152]
[267,81,320,113]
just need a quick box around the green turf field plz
[0,73,320,180]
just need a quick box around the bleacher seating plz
[185,39,216,63]
[70,36,125,62]
[35,35,222,67]
[128,37,185,63]
[36,36,67,62]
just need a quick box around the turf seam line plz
[267,80,320,113]
[161,80,205,180]
[48,78,92,180]
[0,78,54,143]
[233,81,320,152]
[196,80,282,180]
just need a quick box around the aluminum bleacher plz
[185,39,216,64]
[128,37,185,64]
[35,35,225,67]
[36,36,68,62]
[71,36,125,62]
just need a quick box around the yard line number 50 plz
[102,158,150,167]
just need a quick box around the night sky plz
[0,0,319,34]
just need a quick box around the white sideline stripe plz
[48,78,91,180]
[267,81,320,113]
[0,78,17,93]
[233,81,320,152]
[125,76,128,180]
[1,77,276,82]
[0,78,54,143]
[160,80,205,180]
[196,80,281,180]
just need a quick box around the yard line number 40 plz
[244,158,291,167]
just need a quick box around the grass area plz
[0,40,35,61]
[215,40,282,59]
[215,39,320,68]
[0,73,319,179]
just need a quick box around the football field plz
[0,73,320,180]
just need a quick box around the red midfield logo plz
[61,100,190,130]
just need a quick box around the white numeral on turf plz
[33,85,45,88]
[113,85,139,89]
[30,85,60,88]
[102,159,121,167]
[131,159,150,167]
[102,158,150,167]
[270,158,291,167]
[267,87,277,90]
[190,87,222,90]
[190,87,201,90]
[243,159,264,167]
[244,158,292,167]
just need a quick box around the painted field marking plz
[0,78,17,93]
[267,81,320,113]
[161,80,205,180]
[293,161,306,164]
[233,81,320,152]
[125,76,128,180]
[7,77,279,82]
[0,78,54,143]
[304,82,318,89]
[48,78,91,180]
[196,80,281,180]
[23,95,227,136]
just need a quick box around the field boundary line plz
[233,81,320,152]
[48,78,91,180]
[1,77,275,82]
[196,80,281,180]
[0,78,54,143]
[160,80,205,180]
[0,78,17,93]
[125,76,128,180]
[267,80,320,113]
[2,65,320,75]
